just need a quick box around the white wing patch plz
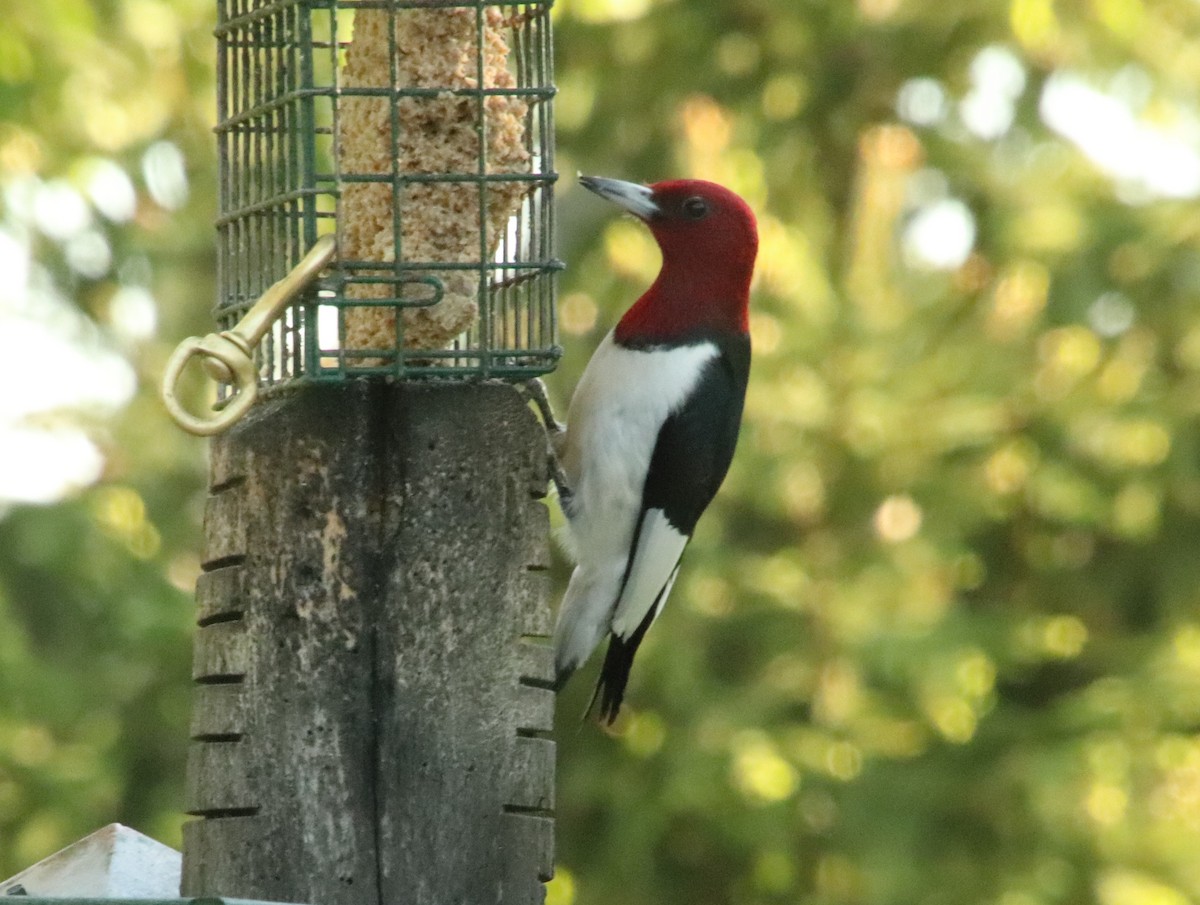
[611,508,689,639]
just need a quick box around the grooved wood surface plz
[181,382,554,905]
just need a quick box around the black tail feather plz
[591,634,640,724]
[586,596,661,724]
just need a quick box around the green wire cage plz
[214,0,559,384]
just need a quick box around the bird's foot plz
[520,379,574,508]
[521,378,565,438]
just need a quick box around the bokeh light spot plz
[762,74,808,121]
[929,697,977,743]
[904,198,976,270]
[1042,615,1088,658]
[716,33,759,77]
[142,140,189,210]
[985,440,1038,495]
[84,158,138,223]
[33,181,91,241]
[897,77,949,126]
[825,741,863,781]
[558,291,597,336]
[873,495,923,543]
[622,711,666,758]
[956,650,997,698]
[732,733,800,803]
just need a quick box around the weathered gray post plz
[182,381,555,904]
[166,2,561,899]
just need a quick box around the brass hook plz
[161,235,337,436]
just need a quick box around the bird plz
[546,174,758,723]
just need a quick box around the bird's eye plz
[682,196,709,220]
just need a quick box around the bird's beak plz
[579,175,659,220]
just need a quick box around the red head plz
[579,176,758,346]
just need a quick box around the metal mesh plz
[214,0,559,383]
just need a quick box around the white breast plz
[561,331,718,564]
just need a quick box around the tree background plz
[4,1,1200,903]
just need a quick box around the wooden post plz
[181,381,555,905]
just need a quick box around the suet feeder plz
[168,0,559,431]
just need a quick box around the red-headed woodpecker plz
[552,175,758,723]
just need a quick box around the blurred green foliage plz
[3,0,1200,903]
